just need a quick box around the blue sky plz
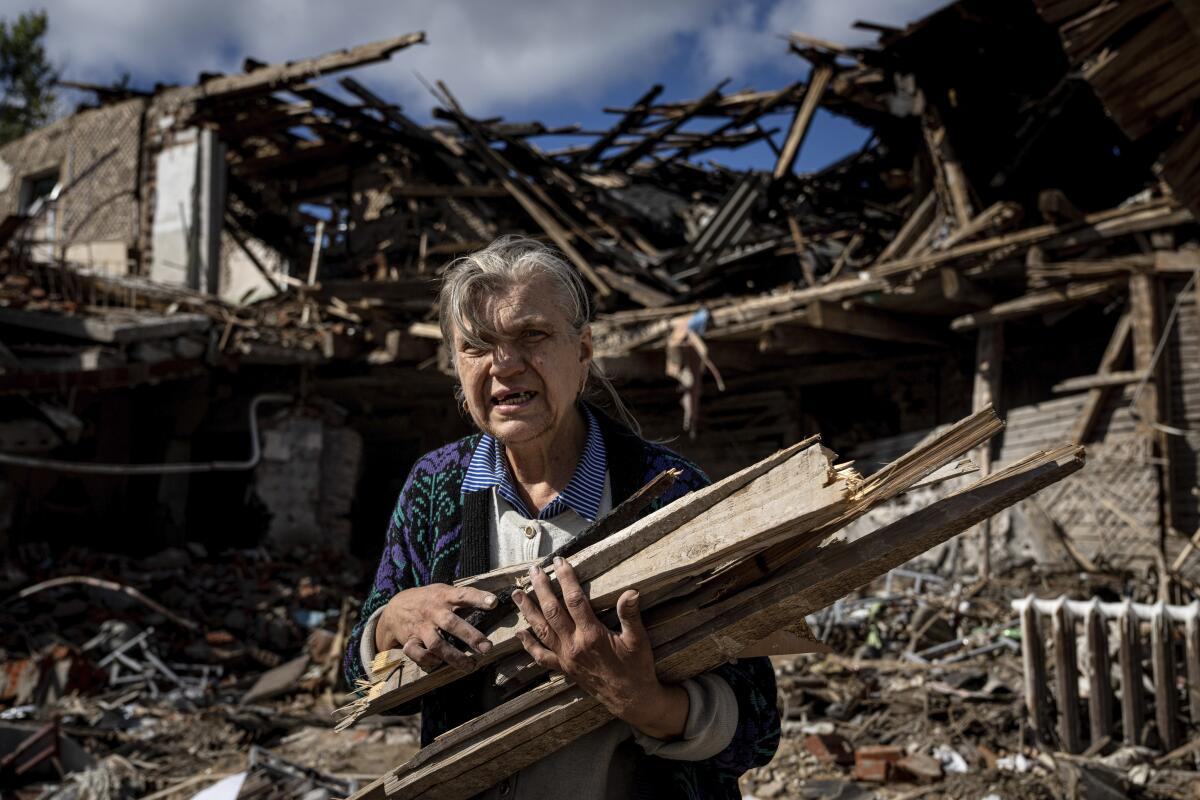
[9,0,947,173]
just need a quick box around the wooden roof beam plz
[950,279,1122,331]
[195,32,425,101]
[808,299,946,346]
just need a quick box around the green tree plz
[0,11,57,145]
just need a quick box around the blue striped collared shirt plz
[461,406,607,522]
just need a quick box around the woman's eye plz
[522,330,547,340]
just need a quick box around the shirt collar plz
[461,405,607,522]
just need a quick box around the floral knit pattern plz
[343,416,780,799]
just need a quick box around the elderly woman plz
[344,237,780,798]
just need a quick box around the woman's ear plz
[579,324,593,364]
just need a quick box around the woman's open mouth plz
[491,390,538,408]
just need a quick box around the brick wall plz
[0,98,146,259]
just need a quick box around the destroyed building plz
[2,0,1197,582]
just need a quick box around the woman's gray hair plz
[438,235,641,434]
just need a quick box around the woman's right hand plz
[375,584,499,672]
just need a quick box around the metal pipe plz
[0,392,292,475]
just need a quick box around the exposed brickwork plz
[0,99,147,254]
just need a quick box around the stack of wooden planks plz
[337,407,1086,800]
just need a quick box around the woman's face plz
[453,275,592,448]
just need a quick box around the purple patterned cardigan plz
[343,406,781,798]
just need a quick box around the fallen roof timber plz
[869,201,1190,280]
[349,437,1083,800]
[949,279,1121,330]
[193,32,426,101]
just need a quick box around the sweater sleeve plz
[343,471,422,693]
[703,657,781,777]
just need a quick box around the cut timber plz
[688,406,1003,598]
[1053,369,1144,394]
[195,33,425,101]
[949,279,1120,331]
[337,435,840,724]
[772,64,833,181]
[808,301,944,346]
[1069,313,1131,443]
[349,442,1083,800]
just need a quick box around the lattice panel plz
[1036,434,1160,567]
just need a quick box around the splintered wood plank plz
[342,437,840,723]
[639,449,1083,687]
[350,443,1084,800]
[1119,607,1147,744]
[716,406,1004,588]
[1053,602,1083,753]
[1086,602,1114,745]
[1152,607,1181,750]
[1021,600,1052,744]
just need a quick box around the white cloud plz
[4,0,949,118]
[766,0,952,47]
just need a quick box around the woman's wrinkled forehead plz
[453,276,577,345]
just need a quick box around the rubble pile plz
[0,544,418,800]
[743,568,1200,800]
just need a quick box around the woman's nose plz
[490,342,524,373]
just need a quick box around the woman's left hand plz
[513,557,689,740]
